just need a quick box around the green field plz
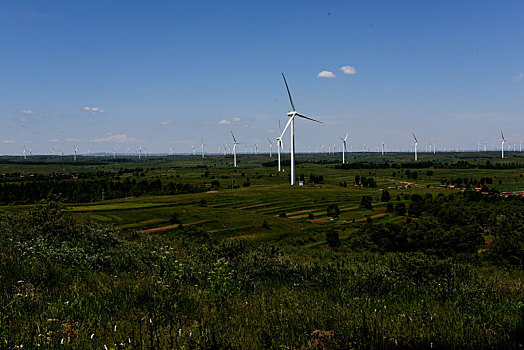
[0,152,523,348]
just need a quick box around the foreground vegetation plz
[0,153,523,348]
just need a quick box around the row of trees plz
[0,178,205,204]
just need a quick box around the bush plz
[360,196,373,209]
[326,230,340,248]
[326,204,340,218]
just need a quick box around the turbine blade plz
[501,131,504,140]
[231,131,237,143]
[344,132,349,141]
[278,119,282,134]
[280,116,293,137]
[412,132,418,143]
[296,113,322,123]
[282,73,296,111]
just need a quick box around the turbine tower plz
[74,146,78,161]
[138,145,142,159]
[201,137,206,158]
[381,141,385,155]
[112,147,116,159]
[501,131,505,159]
[231,131,239,167]
[276,120,284,172]
[23,145,27,160]
[280,73,322,185]
[340,132,348,163]
[412,133,418,161]
[267,138,273,157]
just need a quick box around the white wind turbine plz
[200,137,206,158]
[276,120,284,171]
[381,141,385,155]
[280,73,322,185]
[23,145,28,160]
[412,133,418,161]
[138,145,142,159]
[74,145,78,161]
[501,131,505,159]
[231,131,239,167]
[267,138,273,157]
[255,143,258,155]
[112,147,116,159]
[339,132,348,163]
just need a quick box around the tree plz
[381,189,390,202]
[326,229,341,248]
[360,196,373,209]
[327,204,341,218]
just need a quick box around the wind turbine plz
[267,138,273,157]
[201,137,206,158]
[280,73,322,185]
[231,131,239,167]
[501,131,505,159]
[138,145,142,159]
[276,120,284,171]
[74,146,78,161]
[23,145,28,160]
[412,133,418,161]
[112,147,116,159]
[339,132,348,163]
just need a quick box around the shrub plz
[326,229,340,248]
[326,204,340,218]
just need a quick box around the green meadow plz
[0,152,523,348]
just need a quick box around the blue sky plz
[1,1,523,155]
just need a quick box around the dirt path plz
[236,202,278,210]
[207,225,253,233]
[140,220,211,233]
[354,213,388,222]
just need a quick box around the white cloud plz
[232,117,241,122]
[18,117,28,122]
[161,120,173,125]
[82,106,105,114]
[66,138,81,142]
[2,140,15,144]
[340,65,357,75]
[48,138,60,142]
[513,72,523,81]
[91,134,138,143]
[218,119,231,125]
[20,109,35,115]
[318,70,336,78]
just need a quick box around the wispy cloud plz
[218,119,231,125]
[48,138,60,142]
[18,117,28,122]
[232,117,241,122]
[2,140,15,144]
[318,70,336,78]
[340,65,357,75]
[513,72,523,81]
[66,138,81,142]
[20,109,35,115]
[91,134,138,143]
[161,120,173,125]
[82,106,105,115]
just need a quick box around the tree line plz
[0,178,205,204]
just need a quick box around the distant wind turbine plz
[340,132,348,163]
[267,138,273,157]
[231,131,239,167]
[501,131,505,159]
[412,133,418,161]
